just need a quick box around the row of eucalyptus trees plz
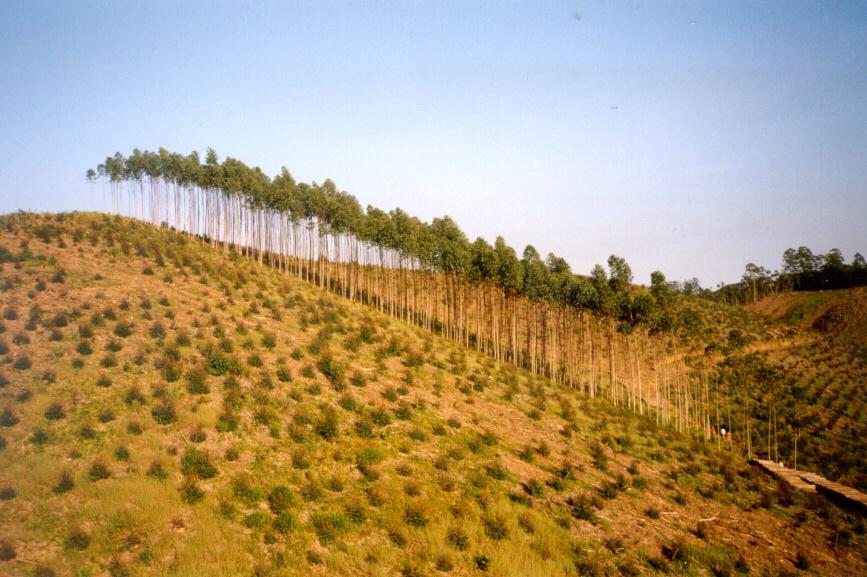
[89,148,718,437]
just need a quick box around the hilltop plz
[0,212,865,577]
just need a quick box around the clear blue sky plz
[1,1,865,286]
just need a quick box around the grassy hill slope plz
[745,288,867,349]
[0,213,864,577]
[695,288,867,489]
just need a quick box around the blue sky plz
[1,1,865,286]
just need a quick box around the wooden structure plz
[752,459,867,512]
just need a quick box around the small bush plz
[180,479,204,504]
[89,461,110,481]
[113,321,133,338]
[149,322,166,339]
[0,486,16,500]
[34,565,56,577]
[44,403,65,420]
[568,494,598,523]
[0,407,19,427]
[13,354,32,370]
[794,550,811,570]
[147,460,168,479]
[311,512,349,543]
[114,445,130,461]
[483,514,509,540]
[434,555,454,572]
[475,554,491,571]
[273,511,298,534]
[276,366,292,382]
[315,408,339,441]
[53,470,74,494]
[186,368,209,394]
[65,527,90,550]
[268,485,295,513]
[189,425,207,443]
[108,558,128,577]
[181,447,217,479]
[317,355,346,387]
[0,540,14,561]
[204,349,237,376]
[151,401,177,425]
[404,503,428,527]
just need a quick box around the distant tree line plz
[713,247,865,305]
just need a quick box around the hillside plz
[745,288,867,350]
[0,212,865,577]
[701,288,867,489]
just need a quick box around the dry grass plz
[0,212,863,576]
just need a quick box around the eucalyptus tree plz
[89,148,715,437]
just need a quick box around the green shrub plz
[404,503,428,527]
[88,461,110,481]
[113,321,133,338]
[434,555,454,572]
[354,417,374,438]
[311,512,349,544]
[317,355,345,387]
[486,462,507,480]
[315,408,339,441]
[372,408,392,426]
[483,514,509,540]
[13,354,32,370]
[43,403,65,421]
[65,527,90,550]
[291,449,311,469]
[268,486,295,513]
[149,321,166,339]
[53,470,74,494]
[124,386,144,405]
[76,340,93,355]
[276,366,292,382]
[180,479,204,504]
[189,425,207,443]
[273,511,298,534]
[185,368,209,394]
[181,447,217,479]
[233,477,263,505]
[568,494,598,523]
[216,408,239,432]
[204,348,237,376]
[151,401,177,425]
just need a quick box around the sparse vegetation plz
[0,212,862,577]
